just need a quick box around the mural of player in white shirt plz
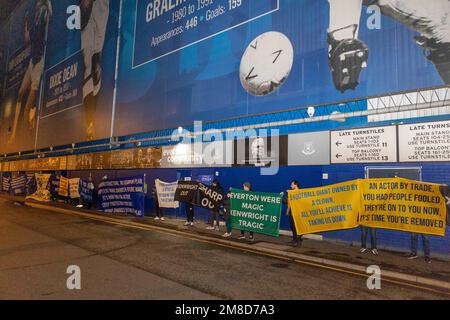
[80,0,109,141]
[8,0,52,144]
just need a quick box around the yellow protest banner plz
[359,178,446,236]
[58,177,69,197]
[26,174,51,202]
[288,180,360,235]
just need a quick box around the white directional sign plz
[399,120,450,162]
[331,126,397,164]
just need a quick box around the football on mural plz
[239,31,294,96]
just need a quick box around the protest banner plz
[230,189,282,237]
[98,175,145,217]
[58,177,69,197]
[155,179,179,209]
[360,178,447,236]
[2,174,10,192]
[288,181,360,235]
[80,179,94,204]
[26,174,51,202]
[193,182,224,211]
[10,174,27,196]
[174,181,224,210]
[26,173,37,196]
[49,174,60,196]
[69,178,81,199]
[174,180,198,203]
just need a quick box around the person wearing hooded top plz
[206,179,224,231]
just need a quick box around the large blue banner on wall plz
[98,175,145,217]
[0,23,8,99]
[4,45,31,91]
[0,0,449,155]
[0,0,40,154]
[115,0,450,137]
[133,0,279,67]
[41,50,84,117]
[36,0,120,149]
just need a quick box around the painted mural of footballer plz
[328,0,450,92]
[8,0,52,145]
[80,0,109,140]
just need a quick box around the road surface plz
[0,199,448,300]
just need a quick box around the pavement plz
[1,193,450,299]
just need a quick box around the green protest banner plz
[230,188,282,237]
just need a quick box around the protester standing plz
[222,190,232,238]
[408,233,431,263]
[281,180,302,247]
[238,182,255,241]
[152,185,164,221]
[360,226,378,255]
[184,203,195,227]
[206,179,223,231]
[83,174,95,209]
[49,173,59,202]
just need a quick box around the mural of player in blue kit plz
[80,0,109,140]
[327,0,450,92]
[8,0,52,145]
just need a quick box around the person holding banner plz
[282,180,302,247]
[184,203,195,227]
[360,227,378,255]
[152,186,164,221]
[238,182,255,241]
[25,173,37,196]
[222,190,233,238]
[49,173,60,202]
[69,178,81,207]
[408,234,431,263]
[80,174,95,209]
[206,179,223,231]
[58,175,70,204]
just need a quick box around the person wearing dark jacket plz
[206,179,224,231]
[238,182,255,241]
[152,186,164,221]
[222,190,232,237]
[281,180,302,247]
[184,203,195,227]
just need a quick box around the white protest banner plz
[155,179,179,208]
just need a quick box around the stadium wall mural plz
[0,0,449,154]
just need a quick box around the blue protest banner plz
[80,179,94,204]
[98,175,145,217]
[10,174,27,196]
